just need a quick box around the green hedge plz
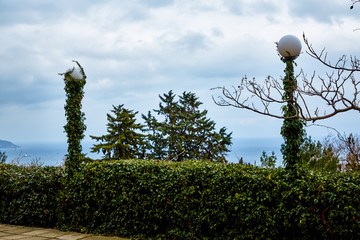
[0,164,64,227]
[1,160,360,239]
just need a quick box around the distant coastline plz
[1,138,283,166]
[0,140,19,148]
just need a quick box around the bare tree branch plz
[303,33,360,72]
[298,33,360,121]
[212,33,360,122]
[307,123,360,169]
[211,75,292,119]
[351,0,360,9]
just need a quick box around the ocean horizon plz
[0,137,284,167]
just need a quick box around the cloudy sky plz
[1,0,360,151]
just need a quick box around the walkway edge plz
[0,223,129,240]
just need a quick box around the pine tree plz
[143,91,232,162]
[299,136,339,171]
[142,111,168,160]
[0,151,7,163]
[90,104,146,159]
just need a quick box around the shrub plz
[1,160,360,239]
[0,164,64,227]
[57,160,360,239]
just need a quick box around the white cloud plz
[0,0,360,144]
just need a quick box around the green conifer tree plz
[143,91,232,162]
[0,151,7,164]
[299,136,339,171]
[91,104,146,159]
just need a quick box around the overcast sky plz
[1,0,360,150]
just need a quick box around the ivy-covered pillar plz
[277,35,305,169]
[59,60,86,174]
[280,58,305,169]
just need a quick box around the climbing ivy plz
[60,61,86,174]
[280,58,306,169]
[1,161,360,239]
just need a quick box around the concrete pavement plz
[0,224,129,240]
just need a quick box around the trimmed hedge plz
[0,164,64,227]
[1,160,360,239]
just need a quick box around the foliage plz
[260,151,277,168]
[0,163,64,227]
[299,136,339,172]
[90,104,146,160]
[280,58,306,169]
[0,151,7,163]
[142,91,232,162]
[56,161,360,239]
[2,160,360,239]
[323,133,360,171]
[344,134,360,169]
[60,61,87,173]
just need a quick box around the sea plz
[0,137,284,167]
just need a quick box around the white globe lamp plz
[66,67,83,80]
[277,35,302,60]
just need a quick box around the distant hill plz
[0,140,19,148]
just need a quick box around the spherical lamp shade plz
[67,67,83,79]
[277,35,302,59]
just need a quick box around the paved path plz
[0,224,129,240]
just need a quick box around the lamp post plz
[60,61,87,175]
[277,35,301,60]
[277,35,305,169]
